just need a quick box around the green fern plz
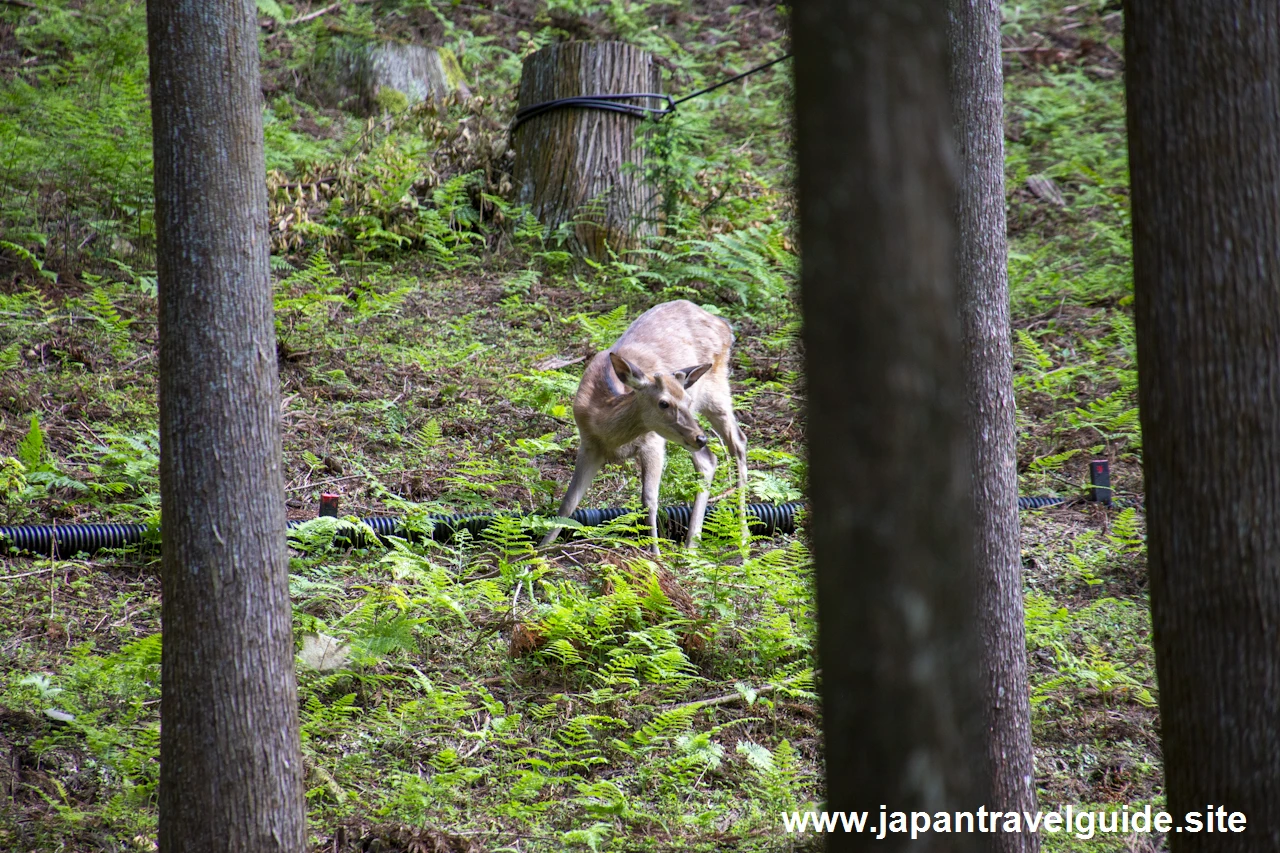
[540,638,586,668]
[417,418,442,449]
[572,779,632,819]
[0,343,20,373]
[560,823,612,852]
[1015,329,1054,372]
[86,285,131,331]
[1107,507,1144,553]
[299,692,361,744]
[631,704,697,749]
[255,0,287,23]
[503,268,541,296]
[746,738,803,814]
[17,414,47,471]
[568,304,632,349]
[0,240,57,281]
[1027,447,1082,474]
[635,223,797,308]
[1068,388,1141,448]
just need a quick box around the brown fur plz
[541,300,749,553]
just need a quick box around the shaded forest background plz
[0,1,1149,851]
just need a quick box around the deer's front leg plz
[541,444,604,548]
[635,436,667,555]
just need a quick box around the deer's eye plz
[659,400,670,409]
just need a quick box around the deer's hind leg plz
[704,399,749,547]
[685,444,718,547]
[705,408,748,495]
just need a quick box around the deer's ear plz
[675,363,713,389]
[610,352,648,389]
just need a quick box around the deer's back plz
[572,300,735,426]
[611,300,734,372]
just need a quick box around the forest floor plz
[0,1,1156,851]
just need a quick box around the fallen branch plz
[663,671,819,712]
[261,0,373,28]
[0,565,59,582]
[273,176,338,190]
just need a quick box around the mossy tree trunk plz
[1126,2,1280,848]
[513,42,661,260]
[794,0,991,846]
[146,0,304,850]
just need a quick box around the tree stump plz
[308,35,469,116]
[512,42,662,260]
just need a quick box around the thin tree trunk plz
[147,0,304,850]
[512,42,660,260]
[794,2,990,848]
[948,2,1039,848]
[1125,2,1280,849]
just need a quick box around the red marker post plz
[1088,460,1112,506]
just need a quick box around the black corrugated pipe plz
[1017,495,1066,510]
[0,502,807,558]
[0,459,1122,559]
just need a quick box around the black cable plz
[511,92,673,131]
[510,53,793,132]
[670,53,792,106]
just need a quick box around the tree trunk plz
[512,42,660,260]
[948,1,1039,848]
[147,0,305,851]
[794,2,990,848]
[1125,3,1280,849]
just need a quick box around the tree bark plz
[948,1,1039,848]
[147,1,304,851]
[1125,3,1280,849]
[795,2,990,849]
[512,41,660,260]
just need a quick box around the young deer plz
[541,300,749,553]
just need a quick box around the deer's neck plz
[602,391,649,440]
[581,382,650,460]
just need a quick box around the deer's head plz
[609,352,711,451]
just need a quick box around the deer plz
[540,300,749,554]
